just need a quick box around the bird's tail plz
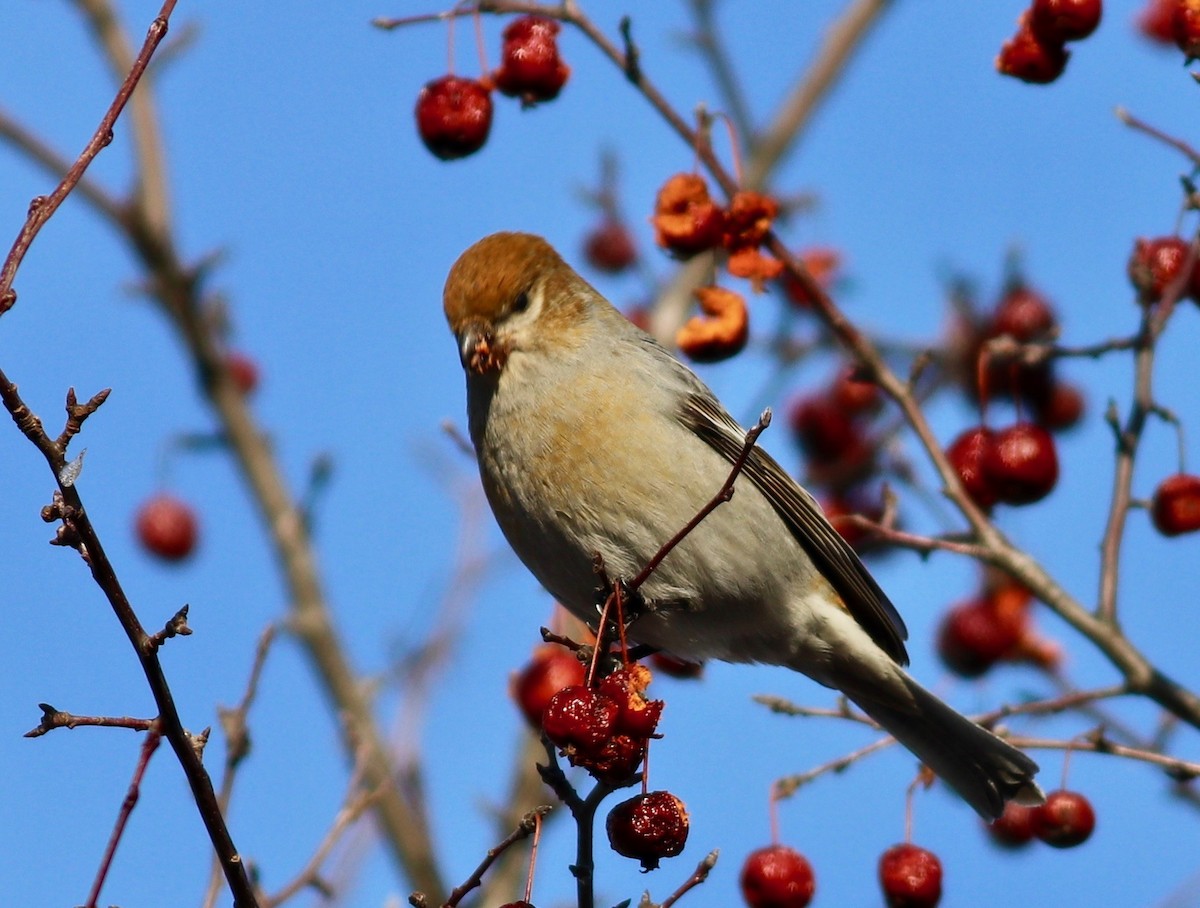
[848,675,1043,821]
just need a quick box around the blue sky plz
[3,2,1200,906]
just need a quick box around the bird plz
[443,230,1042,820]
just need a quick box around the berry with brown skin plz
[946,427,999,511]
[740,844,815,908]
[1030,0,1103,43]
[1034,790,1096,848]
[414,75,493,160]
[512,645,585,727]
[135,493,199,562]
[937,596,1025,678]
[541,685,619,753]
[606,791,689,870]
[983,423,1059,505]
[584,220,637,273]
[878,843,943,908]
[494,15,570,105]
[986,801,1040,848]
[1151,474,1200,536]
[225,351,259,396]
[996,23,1069,84]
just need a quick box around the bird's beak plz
[456,320,506,375]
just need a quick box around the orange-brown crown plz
[443,232,566,330]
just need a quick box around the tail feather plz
[850,676,1043,821]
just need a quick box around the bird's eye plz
[511,291,531,314]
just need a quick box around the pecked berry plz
[135,493,199,562]
[573,733,646,785]
[598,664,663,739]
[512,645,585,728]
[1029,0,1103,43]
[494,15,570,105]
[740,843,815,908]
[983,422,1059,505]
[414,75,493,160]
[541,685,619,753]
[878,843,943,908]
[1034,790,1096,848]
[1150,474,1200,536]
[606,791,689,871]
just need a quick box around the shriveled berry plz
[652,173,725,257]
[1034,790,1096,848]
[937,597,1025,678]
[996,24,1069,84]
[983,423,1059,505]
[1030,0,1102,43]
[879,843,942,908]
[414,75,493,160]
[512,645,585,727]
[573,733,645,784]
[986,801,1040,848]
[135,493,199,562]
[494,15,570,105]
[606,791,689,871]
[598,664,663,739]
[946,427,999,510]
[584,220,637,273]
[1150,474,1200,536]
[740,844,815,908]
[541,685,619,753]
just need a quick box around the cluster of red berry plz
[996,0,1103,84]
[987,790,1096,849]
[937,573,1059,678]
[512,645,689,872]
[415,16,569,161]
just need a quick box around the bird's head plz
[443,232,597,376]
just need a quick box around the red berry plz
[597,664,663,739]
[135,493,199,562]
[1175,0,1200,59]
[991,283,1057,342]
[878,843,943,908]
[1138,0,1177,44]
[572,732,646,784]
[606,791,689,871]
[512,645,585,727]
[1127,235,1192,303]
[1151,474,1200,536]
[996,23,1070,84]
[650,652,705,679]
[1030,0,1102,43]
[830,364,881,415]
[584,220,637,273]
[821,492,886,552]
[494,16,570,105]
[937,597,1024,678]
[1032,381,1085,432]
[986,801,1040,848]
[983,423,1059,505]
[225,351,259,396]
[946,427,999,511]
[1034,790,1096,848]
[740,844,815,908]
[541,685,619,753]
[414,75,493,160]
[498,902,534,908]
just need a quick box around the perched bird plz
[443,231,1042,820]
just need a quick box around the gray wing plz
[678,390,910,665]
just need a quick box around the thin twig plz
[25,705,156,738]
[434,807,553,908]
